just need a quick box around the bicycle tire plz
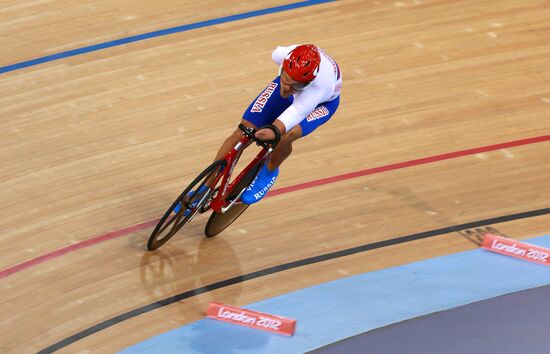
[147,160,226,250]
[204,160,263,237]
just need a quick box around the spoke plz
[172,210,187,230]
[150,160,226,247]
[158,212,179,235]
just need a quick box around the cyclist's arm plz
[254,89,324,141]
[277,88,326,131]
[254,119,286,141]
[271,45,298,65]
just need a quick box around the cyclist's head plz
[282,44,321,85]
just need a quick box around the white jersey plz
[271,45,342,132]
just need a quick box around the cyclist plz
[211,44,342,205]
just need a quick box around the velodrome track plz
[1,0,549,352]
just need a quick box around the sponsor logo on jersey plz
[251,82,278,113]
[306,106,330,122]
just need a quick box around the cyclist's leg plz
[266,124,302,170]
[241,125,301,204]
[241,96,340,204]
[173,184,209,214]
[212,118,256,162]
[267,95,341,170]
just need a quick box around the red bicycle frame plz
[209,134,271,213]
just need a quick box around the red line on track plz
[268,135,550,196]
[1,135,548,279]
[0,220,158,279]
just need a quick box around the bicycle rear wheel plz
[204,160,263,237]
[147,160,226,250]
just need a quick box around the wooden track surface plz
[1,0,549,352]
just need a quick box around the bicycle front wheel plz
[204,160,263,237]
[147,160,226,250]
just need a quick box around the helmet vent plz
[282,44,320,83]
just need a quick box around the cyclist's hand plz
[254,120,286,143]
[254,128,276,142]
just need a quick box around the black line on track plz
[39,207,550,353]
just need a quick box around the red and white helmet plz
[282,44,321,83]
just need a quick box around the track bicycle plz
[147,124,280,251]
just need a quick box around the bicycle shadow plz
[139,236,243,307]
[138,237,270,352]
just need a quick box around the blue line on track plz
[0,0,335,75]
